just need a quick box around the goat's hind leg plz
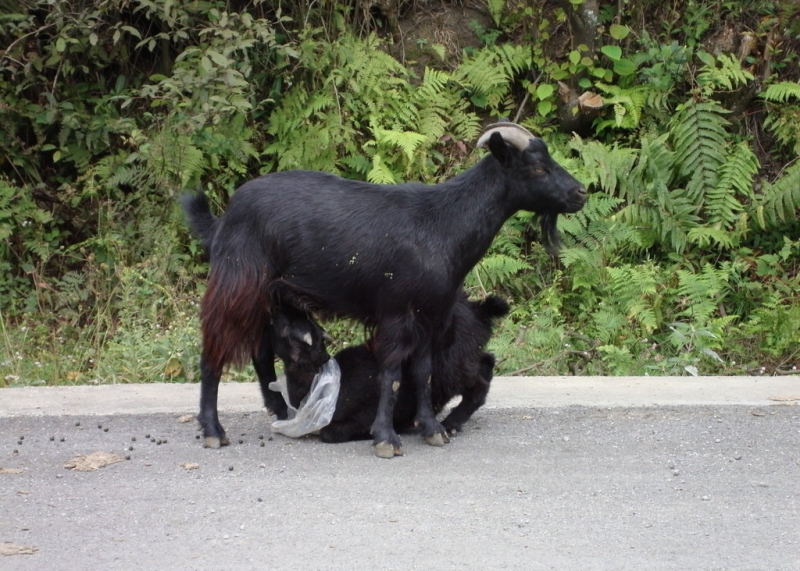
[252,328,288,420]
[198,356,230,448]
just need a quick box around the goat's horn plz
[476,122,537,152]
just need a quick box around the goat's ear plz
[485,131,511,166]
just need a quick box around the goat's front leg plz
[407,349,449,447]
[198,356,230,448]
[371,364,404,458]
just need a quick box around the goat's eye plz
[530,167,546,175]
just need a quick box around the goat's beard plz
[538,212,561,257]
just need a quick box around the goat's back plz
[206,169,497,323]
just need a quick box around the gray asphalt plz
[1,376,799,570]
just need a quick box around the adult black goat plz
[273,293,509,444]
[181,121,586,457]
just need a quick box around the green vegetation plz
[2,0,799,385]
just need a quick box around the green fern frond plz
[570,137,638,197]
[763,106,800,155]
[143,130,205,189]
[473,253,532,289]
[456,49,509,95]
[696,52,754,94]
[594,83,649,130]
[340,155,372,176]
[606,263,663,333]
[366,154,396,184]
[671,99,729,203]
[492,44,531,77]
[625,133,675,204]
[106,165,151,190]
[756,161,800,228]
[704,142,759,229]
[716,142,759,199]
[373,126,427,163]
[646,89,672,112]
[687,226,735,249]
[761,81,800,103]
[675,263,732,325]
[420,67,450,92]
[454,45,530,112]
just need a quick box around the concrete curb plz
[1,376,798,418]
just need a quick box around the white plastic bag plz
[269,358,340,438]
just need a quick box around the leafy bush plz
[1,0,799,384]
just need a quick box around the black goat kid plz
[274,294,509,444]
[181,121,586,457]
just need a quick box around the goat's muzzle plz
[564,185,588,213]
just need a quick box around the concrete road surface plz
[1,376,798,570]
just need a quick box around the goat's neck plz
[432,157,516,275]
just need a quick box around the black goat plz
[181,121,586,457]
[274,294,509,444]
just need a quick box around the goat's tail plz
[200,260,271,375]
[478,295,510,320]
[180,191,217,254]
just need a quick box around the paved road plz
[1,376,799,570]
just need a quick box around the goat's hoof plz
[374,441,403,458]
[203,435,230,449]
[424,432,449,447]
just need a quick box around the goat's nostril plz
[577,186,587,196]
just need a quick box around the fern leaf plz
[671,99,729,203]
[687,227,735,249]
[366,154,396,184]
[606,263,662,333]
[474,253,532,289]
[756,161,800,228]
[675,264,731,325]
[761,81,800,103]
[373,127,427,163]
[570,137,638,197]
[705,142,759,229]
[594,83,648,130]
[697,53,754,93]
[456,49,509,95]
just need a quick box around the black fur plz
[181,132,585,453]
[275,294,510,443]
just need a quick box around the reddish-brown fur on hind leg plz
[200,266,270,375]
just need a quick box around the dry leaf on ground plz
[181,463,200,470]
[64,451,123,472]
[768,394,800,402]
[0,467,24,475]
[177,414,196,423]
[0,543,38,556]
